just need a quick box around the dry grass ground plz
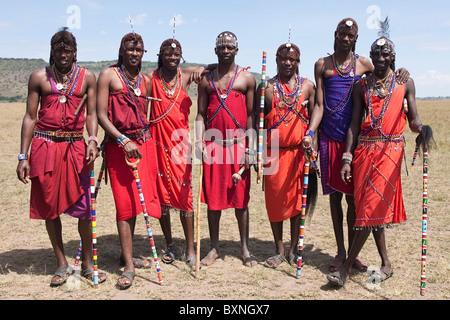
[0,100,448,303]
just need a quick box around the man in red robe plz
[327,31,425,287]
[258,43,317,268]
[147,39,211,268]
[97,33,160,289]
[195,31,257,267]
[16,28,106,287]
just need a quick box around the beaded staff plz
[125,157,164,285]
[195,163,203,278]
[297,161,310,278]
[89,162,99,287]
[411,144,419,171]
[420,151,428,295]
[257,51,267,184]
[73,159,105,266]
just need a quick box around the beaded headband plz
[276,43,300,61]
[371,37,396,55]
[216,32,238,49]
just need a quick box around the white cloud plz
[170,14,185,27]
[414,70,450,97]
[121,14,148,26]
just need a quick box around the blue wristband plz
[306,130,314,139]
[18,153,28,161]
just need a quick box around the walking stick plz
[420,151,428,296]
[296,160,310,279]
[74,94,88,116]
[257,51,267,185]
[195,163,203,278]
[89,162,99,287]
[125,156,164,285]
[74,159,105,268]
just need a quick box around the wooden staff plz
[125,156,164,285]
[297,161,310,278]
[74,94,88,116]
[195,163,203,278]
[420,151,428,296]
[256,51,267,184]
[89,162,99,287]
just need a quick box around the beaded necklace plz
[115,66,149,131]
[332,53,356,78]
[323,56,357,118]
[52,64,81,103]
[118,65,142,97]
[149,69,183,124]
[208,66,246,131]
[160,67,182,98]
[214,65,239,99]
[360,71,400,141]
[373,69,393,98]
[269,75,307,131]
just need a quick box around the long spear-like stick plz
[74,159,105,267]
[89,162,99,287]
[125,157,164,285]
[195,163,203,278]
[256,51,267,184]
[296,160,310,279]
[420,151,428,295]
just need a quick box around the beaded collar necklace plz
[118,65,142,97]
[361,71,397,138]
[51,64,81,103]
[333,53,356,78]
[160,66,182,98]
[269,75,307,130]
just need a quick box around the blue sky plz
[1,0,450,97]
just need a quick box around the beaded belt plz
[33,129,84,142]
[359,134,404,143]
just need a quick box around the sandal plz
[50,266,73,287]
[327,271,346,287]
[287,253,299,266]
[162,246,177,264]
[116,271,135,290]
[185,255,195,269]
[81,267,108,284]
[374,267,393,282]
[264,254,285,268]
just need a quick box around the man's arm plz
[16,69,42,183]
[194,75,209,160]
[341,80,364,184]
[84,70,98,164]
[404,78,423,133]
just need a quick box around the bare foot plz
[201,248,219,266]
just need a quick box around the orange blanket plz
[150,68,193,212]
[264,79,309,222]
[353,82,407,228]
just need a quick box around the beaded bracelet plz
[342,152,353,164]
[117,134,131,148]
[88,136,98,145]
[18,153,28,161]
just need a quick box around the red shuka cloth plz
[105,68,161,221]
[29,66,90,220]
[264,79,309,222]
[201,81,250,210]
[149,69,193,212]
[353,83,407,228]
